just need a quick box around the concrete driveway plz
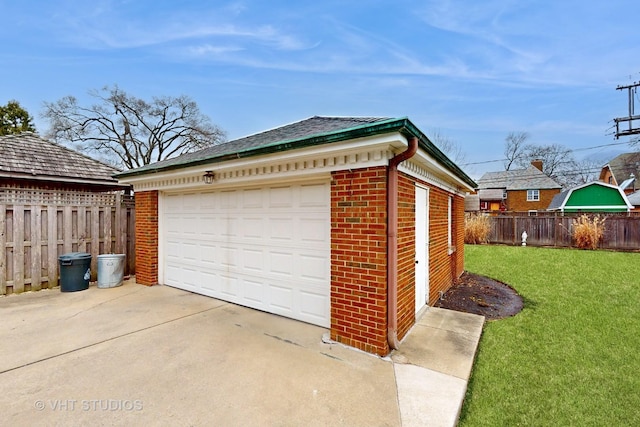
[0,279,483,426]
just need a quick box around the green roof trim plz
[116,116,476,189]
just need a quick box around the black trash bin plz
[59,252,92,292]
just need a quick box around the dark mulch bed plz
[435,272,523,320]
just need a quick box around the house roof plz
[547,189,570,210]
[619,175,636,190]
[116,116,477,189]
[0,132,122,188]
[627,190,640,207]
[477,165,561,191]
[600,152,640,185]
[547,181,632,212]
[477,189,504,200]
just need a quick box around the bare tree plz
[42,85,226,169]
[503,131,529,170]
[567,158,602,186]
[429,129,468,165]
[517,143,574,178]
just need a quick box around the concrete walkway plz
[0,279,483,426]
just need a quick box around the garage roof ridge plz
[115,116,476,189]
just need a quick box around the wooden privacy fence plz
[481,213,640,250]
[0,191,135,295]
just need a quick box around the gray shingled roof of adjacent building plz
[116,115,478,189]
[0,132,121,185]
[547,189,570,210]
[476,165,561,190]
[605,152,640,185]
[627,190,640,207]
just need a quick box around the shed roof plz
[477,165,561,191]
[0,132,121,188]
[547,181,632,212]
[116,116,477,189]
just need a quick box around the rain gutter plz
[387,136,418,350]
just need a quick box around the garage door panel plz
[242,217,264,239]
[219,246,239,269]
[162,181,330,327]
[269,217,294,241]
[200,271,220,293]
[300,183,329,206]
[241,248,264,272]
[300,290,329,322]
[299,217,329,243]
[242,188,263,208]
[220,274,239,297]
[268,283,294,312]
[269,251,294,276]
[269,186,293,208]
[299,254,329,281]
[243,278,266,304]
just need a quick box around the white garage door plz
[161,181,331,327]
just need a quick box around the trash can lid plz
[97,253,126,259]
[59,252,92,261]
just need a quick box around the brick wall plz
[134,190,159,286]
[452,194,465,280]
[427,186,456,304]
[330,167,389,356]
[507,188,560,211]
[396,173,416,340]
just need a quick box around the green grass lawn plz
[459,245,640,427]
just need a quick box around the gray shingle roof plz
[0,132,121,184]
[477,189,504,200]
[547,189,570,210]
[125,116,391,174]
[607,152,640,184]
[477,165,561,190]
[116,115,478,190]
[627,190,640,207]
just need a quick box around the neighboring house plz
[0,132,124,192]
[476,160,562,212]
[116,116,477,356]
[547,181,633,213]
[0,132,133,295]
[599,152,640,194]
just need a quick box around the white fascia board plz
[122,133,402,192]
[399,149,474,195]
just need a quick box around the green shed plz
[547,181,632,213]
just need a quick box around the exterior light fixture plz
[203,171,215,184]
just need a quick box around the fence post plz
[0,206,6,294]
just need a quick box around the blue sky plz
[1,0,638,178]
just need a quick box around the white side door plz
[415,186,429,313]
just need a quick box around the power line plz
[460,141,633,167]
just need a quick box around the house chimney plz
[531,159,543,171]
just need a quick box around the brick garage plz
[117,117,476,356]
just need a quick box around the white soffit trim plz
[124,133,401,191]
[399,150,471,195]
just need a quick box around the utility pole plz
[614,82,640,138]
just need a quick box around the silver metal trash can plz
[97,254,126,288]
